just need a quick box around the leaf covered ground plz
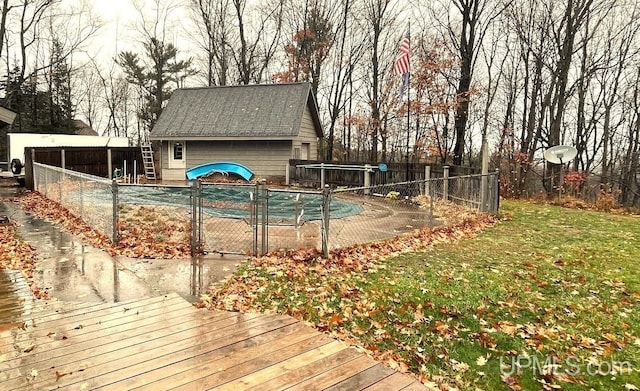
[3,184,639,389]
[18,191,191,259]
[0,218,47,299]
[1,189,191,299]
[200,200,640,390]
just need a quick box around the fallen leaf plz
[451,360,469,373]
[328,314,344,325]
[501,374,522,390]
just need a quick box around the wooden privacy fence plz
[24,146,143,190]
[288,159,482,188]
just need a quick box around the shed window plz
[173,143,183,160]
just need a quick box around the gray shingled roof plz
[0,106,16,126]
[150,82,322,139]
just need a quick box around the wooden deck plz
[0,270,425,390]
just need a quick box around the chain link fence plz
[196,184,327,255]
[33,163,115,239]
[30,164,498,257]
[328,173,499,251]
[330,180,433,250]
[196,182,258,255]
[115,184,193,253]
[434,173,500,214]
[267,189,324,251]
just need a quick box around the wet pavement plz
[0,178,246,303]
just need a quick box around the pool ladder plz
[141,144,157,181]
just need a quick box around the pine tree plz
[118,38,193,134]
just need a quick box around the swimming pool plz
[115,185,362,221]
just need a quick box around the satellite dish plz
[544,145,577,164]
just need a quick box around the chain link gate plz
[192,181,268,256]
[192,181,330,256]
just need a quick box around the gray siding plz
[292,106,319,160]
[160,142,168,165]
[186,140,292,178]
[159,142,186,180]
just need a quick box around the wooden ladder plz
[141,144,156,181]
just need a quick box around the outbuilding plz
[150,82,323,181]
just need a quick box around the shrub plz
[594,187,620,212]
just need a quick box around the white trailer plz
[6,133,130,175]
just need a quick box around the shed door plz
[169,141,186,169]
[301,143,310,160]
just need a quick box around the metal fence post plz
[251,184,258,256]
[495,169,501,214]
[480,138,489,212]
[443,165,450,201]
[32,163,38,192]
[423,165,431,196]
[429,179,434,229]
[79,176,84,218]
[260,181,268,255]
[190,180,198,256]
[59,150,65,204]
[199,181,203,247]
[111,179,119,243]
[58,168,63,204]
[321,185,331,258]
[43,165,48,197]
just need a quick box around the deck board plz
[0,270,426,390]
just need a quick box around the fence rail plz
[30,163,499,257]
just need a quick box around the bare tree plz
[445,0,511,166]
[0,0,11,60]
[620,66,640,206]
[231,0,284,84]
[323,0,365,161]
[360,0,398,162]
[1,0,99,135]
[188,0,232,86]
[74,63,105,133]
[591,13,639,184]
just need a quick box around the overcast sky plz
[83,0,192,64]
[73,0,135,64]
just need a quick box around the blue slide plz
[186,161,255,181]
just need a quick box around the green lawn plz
[204,200,640,390]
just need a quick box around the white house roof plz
[150,82,322,140]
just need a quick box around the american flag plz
[392,31,410,76]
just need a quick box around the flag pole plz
[405,21,411,182]
[393,22,411,180]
